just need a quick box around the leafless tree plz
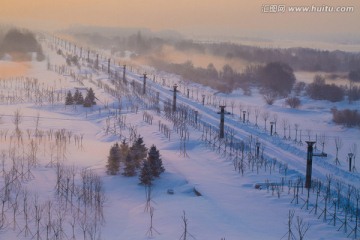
[147,206,160,237]
[254,107,261,127]
[295,216,311,240]
[281,119,288,139]
[272,113,278,135]
[230,100,235,115]
[12,109,23,132]
[349,143,357,172]
[246,105,252,123]
[292,124,298,143]
[281,209,295,240]
[318,134,327,154]
[334,136,343,165]
[180,211,196,240]
[238,103,244,121]
[262,111,270,132]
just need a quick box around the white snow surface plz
[0,37,359,240]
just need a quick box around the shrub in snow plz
[285,97,301,108]
[331,108,360,127]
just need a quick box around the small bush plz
[332,108,360,127]
[262,91,277,105]
[286,97,301,108]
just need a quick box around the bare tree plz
[272,113,278,135]
[349,143,357,172]
[180,211,196,240]
[246,105,252,123]
[295,216,311,240]
[294,124,299,142]
[282,119,288,139]
[238,103,244,121]
[318,134,327,154]
[262,111,270,132]
[281,209,295,240]
[230,100,235,115]
[12,109,23,131]
[146,206,160,237]
[254,107,260,127]
[334,137,343,165]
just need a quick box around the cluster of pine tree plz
[106,136,165,185]
[65,88,96,107]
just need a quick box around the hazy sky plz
[0,0,359,40]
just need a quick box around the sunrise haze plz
[0,0,359,41]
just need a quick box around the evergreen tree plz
[123,154,136,177]
[77,91,84,105]
[83,95,92,107]
[119,139,129,163]
[73,89,80,103]
[83,88,96,107]
[147,145,165,178]
[106,143,121,175]
[87,88,96,105]
[129,136,147,169]
[65,91,73,105]
[73,89,84,105]
[139,160,153,185]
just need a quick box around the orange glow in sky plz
[0,0,359,38]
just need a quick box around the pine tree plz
[83,95,92,107]
[73,89,80,103]
[123,154,136,177]
[83,88,96,107]
[73,89,84,105]
[87,88,96,105]
[119,140,129,163]
[106,143,121,175]
[139,160,153,185]
[77,91,84,105]
[147,145,165,178]
[129,136,147,169]
[65,91,74,105]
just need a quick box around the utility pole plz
[172,84,178,112]
[143,73,147,95]
[123,65,126,83]
[108,58,111,75]
[348,153,354,172]
[219,106,226,138]
[305,141,327,188]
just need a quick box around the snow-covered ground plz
[0,37,359,240]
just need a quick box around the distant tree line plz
[71,31,360,73]
[0,28,44,61]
